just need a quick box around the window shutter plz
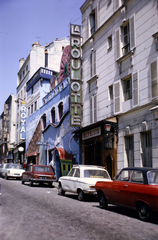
[115,28,121,59]
[93,50,96,75]
[130,14,136,50]
[151,60,158,98]
[90,53,92,77]
[132,71,139,107]
[114,81,121,114]
[95,3,99,30]
[90,97,93,123]
[94,95,97,123]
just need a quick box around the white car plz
[2,163,25,180]
[0,163,7,177]
[58,165,112,201]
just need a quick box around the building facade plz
[80,0,158,176]
[0,94,16,163]
[25,46,80,180]
[14,38,69,164]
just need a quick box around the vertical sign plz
[70,24,82,127]
[20,101,27,139]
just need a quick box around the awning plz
[26,152,37,157]
[57,148,72,160]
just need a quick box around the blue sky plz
[0,0,85,114]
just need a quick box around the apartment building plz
[80,0,158,176]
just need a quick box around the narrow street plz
[0,178,158,240]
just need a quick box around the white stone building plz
[80,0,158,175]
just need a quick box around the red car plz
[95,167,158,221]
[22,164,55,187]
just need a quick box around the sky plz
[0,0,85,114]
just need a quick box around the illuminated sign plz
[70,24,82,127]
[20,101,26,139]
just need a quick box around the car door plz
[125,170,145,208]
[109,169,132,206]
[62,167,76,191]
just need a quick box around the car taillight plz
[34,175,39,179]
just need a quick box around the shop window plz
[31,104,33,114]
[41,114,46,130]
[51,107,55,124]
[58,102,63,121]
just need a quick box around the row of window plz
[28,101,37,116]
[43,78,70,105]
[41,102,63,130]
[83,0,127,43]
[27,81,39,98]
[19,64,29,82]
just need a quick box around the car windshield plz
[34,166,51,173]
[147,170,158,185]
[84,169,110,179]
[6,164,23,169]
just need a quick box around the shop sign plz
[20,102,26,139]
[70,24,82,127]
[82,127,101,140]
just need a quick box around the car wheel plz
[78,189,84,201]
[99,193,107,209]
[137,203,150,221]
[58,184,65,195]
[5,174,8,180]
[29,180,33,187]
[21,179,25,185]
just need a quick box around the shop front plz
[74,119,117,179]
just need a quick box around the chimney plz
[56,37,58,41]
[19,58,25,69]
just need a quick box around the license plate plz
[39,177,48,179]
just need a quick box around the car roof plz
[122,167,158,173]
[72,165,105,169]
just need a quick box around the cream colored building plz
[80,0,158,174]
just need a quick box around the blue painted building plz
[25,46,80,179]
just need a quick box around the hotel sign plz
[20,101,27,139]
[70,24,82,127]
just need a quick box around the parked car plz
[1,163,25,180]
[22,164,55,187]
[58,165,112,201]
[95,167,158,221]
[0,163,7,177]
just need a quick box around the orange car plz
[22,164,55,187]
[95,167,158,221]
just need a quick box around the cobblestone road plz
[0,178,158,240]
